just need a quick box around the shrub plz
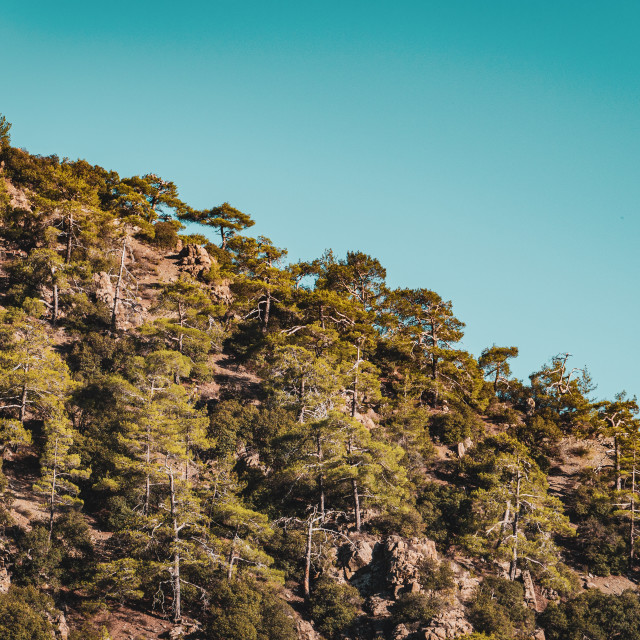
[540,589,640,640]
[206,579,297,640]
[468,577,534,640]
[0,586,56,640]
[151,220,181,249]
[391,592,445,625]
[307,578,362,639]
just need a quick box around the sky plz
[1,1,639,399]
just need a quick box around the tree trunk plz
[298,378,305,423]
[615,436,622,491]
[52,283,59,325]
[262,286,272,334]
[317,435,325,521]
[19,383,28,423]
[495,499,511,550]
[509,470,522,581]
[111,237,127,330]
[304,517,313,599]
[632,450,636,563]
[65,210,73,264]
[227,533,237,582]
[352,478,361,532]
[351,344,360,418]
[169,469,181,622]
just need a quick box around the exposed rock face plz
[384,536,438,597]
[178,244,213,278]
[340,535,477,639]
[343,539,374,578]
[0,566,10,593]
[210,279,233,305]
[93,272,145,329]
[57,613,70,640]
[296,618,321,640]
[4,179,31,210]
[423,609,473,639]
[392,623,411,639]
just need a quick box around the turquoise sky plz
[2,1,639,399]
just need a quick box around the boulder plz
[423,608,473,639]
[178,244,213,279]
[0,567,10,594]
[384,536,438,597]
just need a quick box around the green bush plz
[540,589,640,640]
[429,405,483,445]
[467,577,534,640]
[391,592,445,625]
[369,505,424,537]
[419,558,455,592]
[0,586,56,640]
[307,577,362,639]
[206,579,297,640]
[151,220,181,249]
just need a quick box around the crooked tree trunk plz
[351,344,360,418]
[317,435,325,521]
[19,381,28,423]
[111,237,127,330]
[227,533,238,582]
[52,283,59,325]
[65,211,73,264]
[615,436,622,491]
[352,478,361,532]
[262,288,271,334]
[168,469,181,622]
[509,469,522,581]
[304,517,313,599]
[632,450,637,563]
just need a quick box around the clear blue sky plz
[2,1,639,399]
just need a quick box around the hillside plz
[0,115,638,640]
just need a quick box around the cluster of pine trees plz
[0,113,639,639]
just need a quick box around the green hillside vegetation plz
[0,113,638,639]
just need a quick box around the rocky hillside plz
[0,119,638,640]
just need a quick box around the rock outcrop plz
[177,244,213,279]
[340,535,477,638]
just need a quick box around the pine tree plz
[33,411,90,540]
[479,345,519,392]
[389,287,465,407]
[461,435,574,587]
[0,308,72,423]
[230,235,292,333]
[181,202,254,250]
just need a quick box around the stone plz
[58,613,70,640]
[0,566,10,593]
[383,536,438,597]
[178,244,213,279]
[366,595,393,617]
[392,623,411,639]
[296,618,320,640]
